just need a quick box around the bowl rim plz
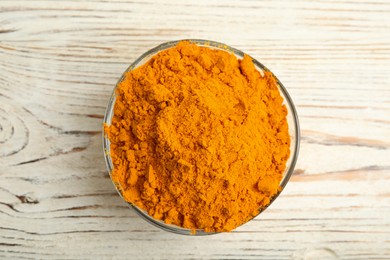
[102,39,300,235]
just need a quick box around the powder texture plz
[105,41,290,232]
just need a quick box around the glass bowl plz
[103,39,300,235]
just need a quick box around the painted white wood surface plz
[0,0,389,259]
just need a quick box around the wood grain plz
[0,0,389,259]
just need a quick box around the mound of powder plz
[105,41,290,232]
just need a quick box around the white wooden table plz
[1,1,389,259]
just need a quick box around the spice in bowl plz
[104,40,294,233]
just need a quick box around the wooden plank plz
[0,0,389,259]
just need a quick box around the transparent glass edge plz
[102,39,300,236]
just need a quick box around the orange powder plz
[105,41,290,232]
